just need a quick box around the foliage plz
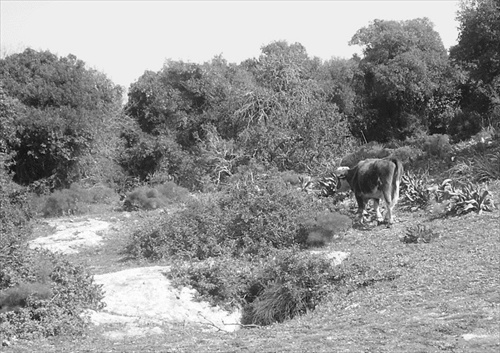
[0,49,124,188]
[390,145,423,166]
[449,146,500,183]
[241,250,346,325]
[237,41,352,174]
[0,248,104,339]
[123,182,190,211]
[168,250,348,326]
[400,171,433,210]
[450,0,500,137]
[472,150,500,182]
[0,179,32,253]
[349,18,460,141]
[126,194,226,260]
[400,224,438,244]
[422,134,453,157]
[123,42,352,190]
[38,183,118,217]
[428,179,496,216]
[340,142,391,168]
[167,255,255,311]
[298,211,352,246]
[314,57,359,117]
[126,173,327,260]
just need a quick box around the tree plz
[349,18,459,141]
[235,41,351,172]
[314,57,359,117]
[123,57,249,188]
[450,0,500,137]
[0,49,123,187]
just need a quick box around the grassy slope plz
[6,204,499,353]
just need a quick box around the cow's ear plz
[335,166,349,177]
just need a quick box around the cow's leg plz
[355,195,367,223]
[373,199,384,223]
[382,190,394,224]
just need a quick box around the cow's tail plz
[390,158,404,203]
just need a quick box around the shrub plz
[0,178,33,253]
[37,183,119,217]
[472,150,500,182]
[242,250,346,325]
[422,134,452,158]
[126,174,327,260]
[85,183,119,205]
[219,176,323,256]
[168,250,348,326]
[298,211,352,246]
[0,248,104,339]
[428,179,496,217]
[41,188,85,217]
[400,171,433,210]
[390,145,423,166]
[340,142,390,168]
[123,182,190,211]
[126,194,226,260]
[167,255,255,311]
[400,224,438,244]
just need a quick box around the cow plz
[335,157,403,225]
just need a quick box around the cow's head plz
[334,166,351,193]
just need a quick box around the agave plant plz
[298,174,339,198]
[401,224,437,243]
[428,179,496,216]
[400,171,432,210]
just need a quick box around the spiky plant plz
[400,171,432,210]
[401,224,437,244]
[428,179,496,216]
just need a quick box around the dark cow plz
[335,157,403,225]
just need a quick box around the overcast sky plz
[1,1,461,89]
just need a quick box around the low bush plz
[0,248,104,339]
[298,211,352,246]
[390,145,423,166]
[428,179,496,217]
[340,142,390,168]
[123,181,190,211]
[126,194,226,260]
[400,224,439,244]
[0,180,33,252]
[37,183,119,217]
[126,174,328,260]
[168,250,348,326]
[242,250,346,325]
[400,171,433,211]
[41,188,85,217]
[167,255,255,311]
[422,134,452,158]
[471,150,500,182]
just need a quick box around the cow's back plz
[346,158,402,198]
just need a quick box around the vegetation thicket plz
[0,0,499,340]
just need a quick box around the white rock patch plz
[89,266,241,335]
[29,218,110,254]
[308,250,350,266]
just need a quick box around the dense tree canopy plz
[349,18,459,141]
[1,7,497,192]
[0,49,124,188]
[450,0,500,136]
[122,41,352,189]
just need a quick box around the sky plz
[1,1,461,89]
